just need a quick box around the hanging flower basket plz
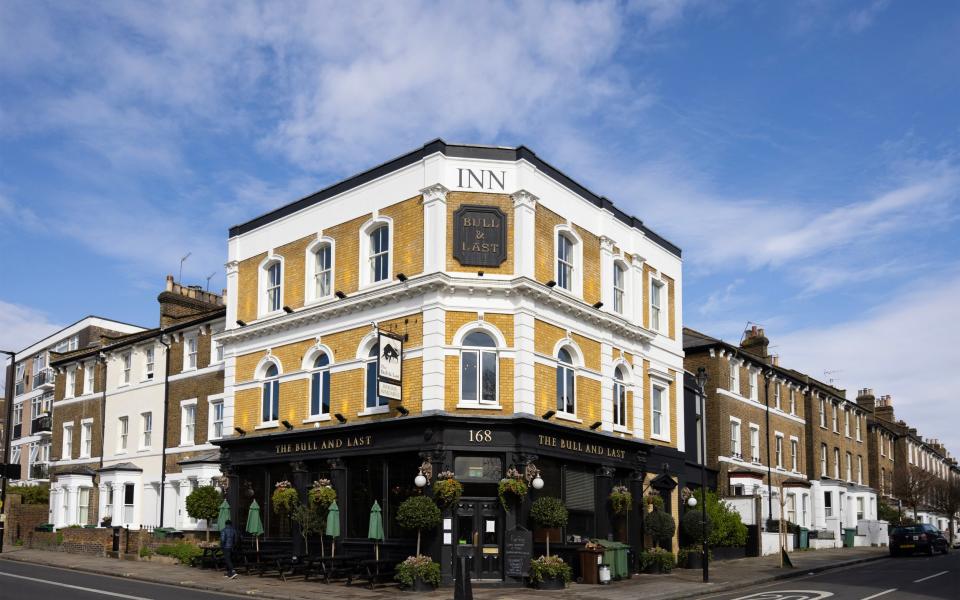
[498,468,528,511]
[272,480,299,515]
[432,472,463,508]
[308,479,337,511]
[609,485,633,515]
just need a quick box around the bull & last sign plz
[453,205,507,267]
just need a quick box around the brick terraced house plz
[5,317,144,489]
[47,278,225,530]
[213,140,688,583]
[684,326,881,549]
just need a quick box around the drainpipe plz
[157,335,171,528]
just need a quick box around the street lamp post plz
[695,367,709,583]
[1,349,16,554]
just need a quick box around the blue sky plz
[2,1,959,448]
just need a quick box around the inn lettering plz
[275,435,373,455]
[537,434,626,460]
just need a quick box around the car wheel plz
[927,544,935,556]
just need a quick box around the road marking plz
[860,589,897,600]
[913,570,948,583]
[730,591,834,599]
[0,571,151,599]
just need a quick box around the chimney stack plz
[873,394,895,423]
[158,274,224,327]
[741,325,771,361]
[856,388,876,413]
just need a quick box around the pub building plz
[215,140,689,584]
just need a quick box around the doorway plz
[455,498,502,581]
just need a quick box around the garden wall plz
[3,493,50,547]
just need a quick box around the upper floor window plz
[145,348,155,380]
[856,414,862,441]
[84,363,95,394]
[370,225,390,283]
[844,408,850,437]
[261,363,280,423]
[857,455,863,485]
[365,344,390,409]
[556,348,576,415]
[775,434,784,468]
[310,353,331,417]
[832,403,839,432]
[821,443,828,475]
[62,424,73,458]
[210,400,224,440]
[313,243,333,298]
[791,439,799,471]
[460,331,498,406]
[13,402,22,427]
[789,388,796,414]
[651,383,666,438]
[730,419,741,458]
[81,421,93,458]
[774,385,781,410]
[65,368,76,398]
[819,398,826,427]
[118,416,128,452]
[613,366,627,428]
[181,401,196,446]
[264,260,282,313]
[729,361,740,393]
[122,352,132,384]
[612,263,626,314]
[749,425,760,462]
[845,452,852,481]
[833,448,841,479]
[748,370,758,401]
[31,394,43,419]
[141,412,152,449]
[184,335,198,371]
[650,279,664,331]
[556,233,575,291]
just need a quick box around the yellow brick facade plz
[446,192,514,274]
[381,195,425,277]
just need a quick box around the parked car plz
[889,525,949,556]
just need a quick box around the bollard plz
[453,555,473,600]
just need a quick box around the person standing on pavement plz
[221,519,238,579]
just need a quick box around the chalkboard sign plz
[504,527,532,577]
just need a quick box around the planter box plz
[402,576,435,592]
[684,552,703,570]
[536,575,565,590]
[711,546,747,561]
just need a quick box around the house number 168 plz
[469,429,493,443]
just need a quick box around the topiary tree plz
[397,495,441,556]
[530,496,568,557]
[680,509,713,546]
[645,505,676,549]
[185,485,222,542]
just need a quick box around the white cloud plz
[775,270,960,452]
[0,300,63,387]
[847,0,890,33]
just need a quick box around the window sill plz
[138,447,151,452]
[179,442,195,448]
[357,406,390,417]
[255,422,279,431]
[650,434,671,443]
[613,425,632,434]
[181,367,197,374]
[553,412,582,424]
[118,384,130,389]
[456,403,502,410]
[303,415,331,424]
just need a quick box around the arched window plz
[369,225,389,283]
[365,344,389,409]
[613,366,627,427]
[265,261,282,313]
[460,331,497,405]
[261,363,279,423]
[310,353,330,417]
[556,348,575,415]
[313,244,332,298]
[613,262,626,314]
[557,233,574,291]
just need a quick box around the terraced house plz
[47,278,225,530]
[214,140,687,583]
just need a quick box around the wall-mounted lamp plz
[477,271,484,277]
[396,273,408,282]
[414,460,432,488]
[283,306,294,314]
[532,472,545,490]
[546,280,557,288]
[592,301,604,310]
[281,420,294,431]
[590,421,602,430]
[415,470,427,488]
[334,413,347,424]
[236,320,247,327]
[396,405,410,416]
[687,496,698,508]
[234,427,246,436]
[335,291,347,300]
[541,410,556,420]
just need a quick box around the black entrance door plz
[455,498,502,580]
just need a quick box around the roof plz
[178,450,221,465]
[15,315,146,357]
[98,462,143,473]
[229,139,681,257]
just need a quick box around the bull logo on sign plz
[382,343,400,363]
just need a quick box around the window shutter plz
[564,468,595,511]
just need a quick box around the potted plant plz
[396,495,441,557]
[610,485,633,516]
[640,547,676,574]
[100,516,112,528]
[644,495,676,550]
[530,496,568,557]
[498,467,528,510]
[679,509,713,568]
[290,500,323,555]
[529,555,572,589]
[395,554,441,591]
[185,485,222,542]
[432,471,463,508]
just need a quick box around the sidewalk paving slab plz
[0,546,888,600]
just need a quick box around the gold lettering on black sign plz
[275,435,373,455]
[537,434,626,459]
[453,205,507,267]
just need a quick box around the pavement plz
[0,546,891,600]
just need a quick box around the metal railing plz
[33,368,55,389]
[29,463,49,480]
[31,414,52,433]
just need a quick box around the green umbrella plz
[216,499,231,532]
[245,500,264,553]
[325,501,341,557]
[368,501,384,560]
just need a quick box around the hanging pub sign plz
[377,330,403,400]
[453,205,507,267]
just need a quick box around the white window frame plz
[730,417,742,459]
[183,333,198,372]
[459,332,499,407]
[650,277,665,333]
[729,360,740,393]
[556,348,577,417]
[553,225,583,297]
[749,424,760,462]
[821,443,828,476]
[140,412,152,450]
[790,437,799,472]
[258,255,284,316]
[789,388,796,414]
[748,370,758,401]
[77,487,90,525]
[211,340,224,364]
[62,422,74,459]
[844,407,850,437]
[121,351,132,385]
[80,419,93,458]
[612,365,628,428]
[856,413,862,441]
[819,397,826,428]
[359,217,393,288]
[832,403,839,432]
[774,384,781,410]
[12,401,22,426]
[834,448,841,479]
[650,382,668,440]
[180,399,197,446]
[117,416,129,453]
[775,432,784,469]
[612,261,626,314]
[208,395,225,441]
[846,451,853,482]
[84,363,95,395]
[857,455,863,485]
[64,368,76,398]
[306,238,335,302]
[259,359,282,425]
[144,347,155,380]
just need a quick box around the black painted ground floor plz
[216,414,697,584]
